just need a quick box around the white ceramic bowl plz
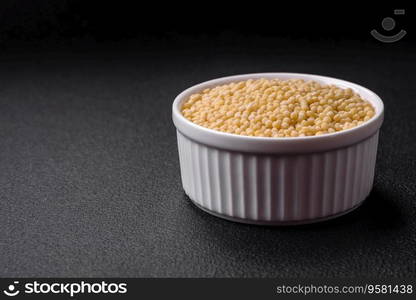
[172,73,384,225]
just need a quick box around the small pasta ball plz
[182,78,375,137]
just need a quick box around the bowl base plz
[188,197,364,226]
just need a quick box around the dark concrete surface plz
[0,36,415,277]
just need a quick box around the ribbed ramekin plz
[172,73,384,225]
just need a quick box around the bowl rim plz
[172,73,384,154]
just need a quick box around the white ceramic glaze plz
[172,73,384,225]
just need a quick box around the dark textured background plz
[0,2,415,277]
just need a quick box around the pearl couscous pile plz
[181,78,375,137]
